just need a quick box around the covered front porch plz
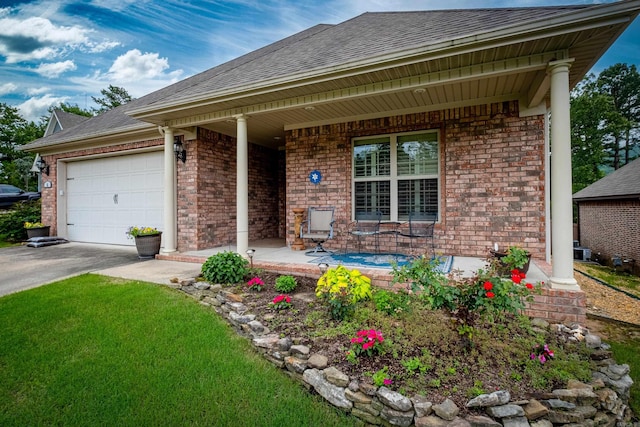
[156,238,551,289]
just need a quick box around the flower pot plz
[26,226,50,239]
[134,233,162,259]
[490,250,531,275]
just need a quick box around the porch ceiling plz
[131,13,633,150]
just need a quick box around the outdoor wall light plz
[318,263,329,274]
[173,137,186,163]
[246,248,256,268]
[36,157,49,175]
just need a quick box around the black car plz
[0,184,41,208]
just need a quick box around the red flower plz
[483,281,493,291]
[526,283,534,290]
[486,291,495,298]
[511,273,522,284]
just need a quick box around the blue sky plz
[1,0,638,122]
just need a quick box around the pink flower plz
[362,342,373,350]
[383,378,393,386]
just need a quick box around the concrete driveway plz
[0,242,204,297]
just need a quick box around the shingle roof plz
[22,5,595,151]
[573,158,640,201]
[53,109,90,130]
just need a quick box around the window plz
[352,131,439,221]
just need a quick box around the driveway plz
[0,242,205,297]
[0,242,140,297]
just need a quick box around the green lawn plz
[0,274,357,427]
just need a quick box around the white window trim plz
[351,129,441,222]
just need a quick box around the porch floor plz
[157,238,550,287]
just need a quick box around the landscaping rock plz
[284,356,307,374]
[345,388,372,404]
[359,382,378,396]
[542,399,575,410]
[377,386,412,412]
[585,334,602,349]
[433,398,459,421]
[380,406,415,427]
[502,416,531,427]
[194,281,209,290]
[523,399,548,420]
[486,404,525,419]
[466,390,510,408]
[465,415,501,426]
[592,372,633,398]
[529,420,552,427]
[448,417,471,427]
[302,369,352,410]
[323,367,349,387]
[411,395,433,417]
[351,407,382,425]
[290,344,310,358]
[552,387,598,405]
[228,311,255,324]
[276,337,292,351]
[252,334,280,349]
[247,320,267,334]
[307,353,328,369]
[415,415,449,427]
[227,301,247,313]
[546,409,584,424]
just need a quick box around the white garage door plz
[66,151,164,245]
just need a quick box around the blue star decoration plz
[309,170,322,184]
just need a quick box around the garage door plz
[66,151,164,245]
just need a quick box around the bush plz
[201,251,249,285]
[0,200,41,241]
[316,266,372,320]
[372,288,412,316]
[275,275,298,293]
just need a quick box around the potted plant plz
[126,226,162,259]
[24,221,50,239]
[490,245,531,275]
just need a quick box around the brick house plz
[573,158,640,275]
[23,3,640,296]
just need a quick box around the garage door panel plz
[66,152,164,245]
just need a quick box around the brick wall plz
[177,128,281,251]
[285,101,546,259]
[578,200,640,275]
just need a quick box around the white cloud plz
[18,94,69,122]
[0,82,17,95]
[107,49,171,81]
[35,60,77,78]
[87,40,121,53]
[27,87,50,95]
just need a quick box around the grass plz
[0,274,358,427]
[574,262,640,297]
[610,337,640,416]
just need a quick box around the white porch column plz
[548,59,579,290]
[161,126,177,253]
[235,115,249,257]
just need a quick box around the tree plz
[53,102,93,118]
[594,63,640,169]
[91,85,133,114]
[0,103,45,189]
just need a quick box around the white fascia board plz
[128,1,640,120]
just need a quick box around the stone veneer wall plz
[173,279,634,427]
[285,101,546,259]
[577,200,640,276]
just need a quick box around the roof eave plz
[127,1,640,121]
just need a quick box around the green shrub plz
[275,275,298,293]
[372,288,412,316]
[0,200,41,241]
[201,251,249,285]
[316,266,372,320]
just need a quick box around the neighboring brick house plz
[23,3,640,294]
[573,158,640,275]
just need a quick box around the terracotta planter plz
[490,250,531,275]
[134,233,162,259]
[26,226,50,239]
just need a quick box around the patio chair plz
[398,212,437,256]
[300,206,335,256]
[345,210,382,253]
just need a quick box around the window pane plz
[354,138,390,178]
[354,181,390,220]
[397,133,438,176]
[397,179,438,221]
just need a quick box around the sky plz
[1,0,639,122]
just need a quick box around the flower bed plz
[174,273,636,426]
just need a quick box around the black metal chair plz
[300,206,335,256]
[398,212,437,256]
[346,211,382,253]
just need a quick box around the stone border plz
[173,279,636,427]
